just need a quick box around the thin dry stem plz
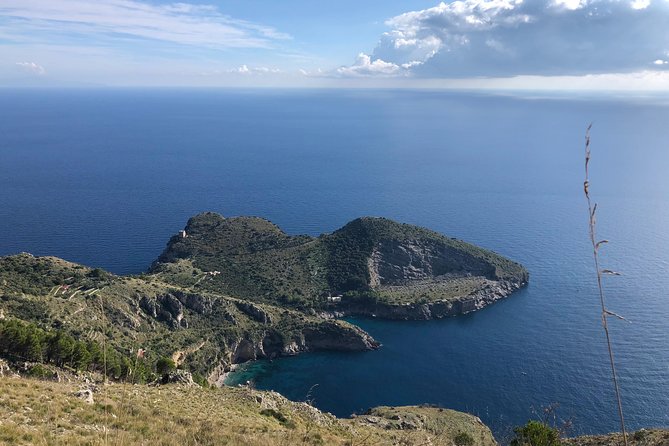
[98,293,109,446]
[584,124,628,446]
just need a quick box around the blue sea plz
[1,88,668,438]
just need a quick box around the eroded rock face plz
[161,369,196,386]
[219,320,378,379]
[232,339,259,363]
[235,302,272,324]
[368,239,496,286]
[139,294,187,330]
[302,321,380,351]
[173,291,213,314]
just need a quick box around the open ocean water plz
[1,88,668,437]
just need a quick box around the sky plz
[1,0,669,89]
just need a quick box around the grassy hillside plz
[0,376,497,446]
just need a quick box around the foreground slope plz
[0,376,497,446]
[152,213,528,318]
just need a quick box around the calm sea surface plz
[1,89,668,437]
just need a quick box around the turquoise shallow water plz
[1,88,668,437]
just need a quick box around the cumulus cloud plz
[15,61,45,75]
[0,0,290,49]
[351,0,669,77]
[335,53,405,77]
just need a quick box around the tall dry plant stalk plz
[583,124,628,446]
[97,293,109,446]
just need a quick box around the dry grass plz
[563,429,669,446]
[584,125,628,445]
[377,276,489,304]
[0,376,496,446]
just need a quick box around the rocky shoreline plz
[330,278,527,321]
[221,277,527,384]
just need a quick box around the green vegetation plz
[0,252,376,386]
[155,356,176,375]
[455,431,476,446]
[0,319,153,382]
[510,420,561,446]
[152,213,528,308]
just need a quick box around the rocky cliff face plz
[341,278,526,320]
[368,239,497,286]
[129,284,379,386]
[207,320,379,385]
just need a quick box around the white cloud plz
[347,0,669,78]
[0,0,290,49]
[335,53,412,77]
[552,0,587,10]
[631,0,652,9]
[231,65,282,75]
[200,65,283,76]
[15,61,45,75]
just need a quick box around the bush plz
[260,409,296,429]
[156,356,176,375]
[28,364,51,379]
[510,421,560,446]
[192,373,210,388]
[454,431,475,446]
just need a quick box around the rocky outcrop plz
[173,291,213,314]
[339,278,526,320]
[302,320,380,351]
[234,301,272,324]
[73,388,94,404]
[207,320,379,386]
[368,239,496,285]
[161,369,196,386]
[227,321,377,364]
[139,294,188,329]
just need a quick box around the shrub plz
[192,373,209,388]
[155,356,176,375]
[510,421,560,446]
[28,364,51,379]
[454,431,475,446]
[260,409,296,429]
